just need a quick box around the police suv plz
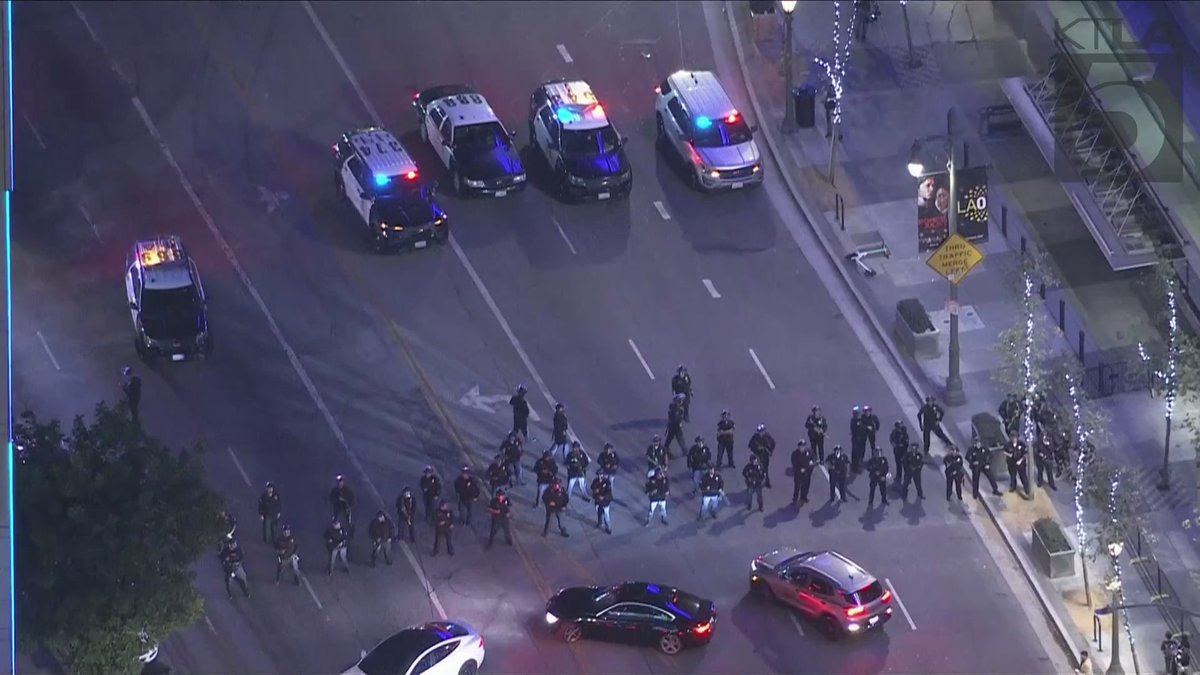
[654,70,763,192]
[125,236,211,362]
[413,85,527,197]
[333,127,448,251]
[529,79,632,201]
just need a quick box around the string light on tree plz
[1067,380,1089,563]
[813,0,860,128]
[1021,271,1037,454]
[1108,475,1137,657]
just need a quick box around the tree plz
[15,402,225,675]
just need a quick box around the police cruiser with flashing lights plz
[654,70,763,192]
[333,127,449,251]
[529,79,632,201]
[125,236,211,363]
[413,85,527,197]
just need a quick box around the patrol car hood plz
[457,147,523,181]
[564,151,628,179]
[696,141,760,170]
[142,310,204,342]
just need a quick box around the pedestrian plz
[1164,632,1180,675]
[748,424,776,488]
[853,0,873,41]
[791,441,817,505]
[699,467,724,520]
[826,445,850,503]
[368,510,395,567]
[1176,634,1192,675]
[597,442,620,492]
[645,467,670,526]
[862,405,881,453]
[889,421,910,488]
[1076,650,1093,675]
[258,481,281,543]
[806,406,828,461]
[454,466,481,525]
[716,410,736,468]
[823,86,840,140]
[918,396,951,453]
[565,442,591,503]
[418,466,444,522]
[966,439,1003,498]
[329,474,356,534]
[432,501,454,557]
[901,444,925,500]
[866,448,890,506]
[273,524,300,586]
[501,431,525,486]
[395,486,417,543]
[486,488,513,547]
[646,435,668,472]
[671,366,693,423]
[121,366,142,425]
[542,476,569,537]
[591,472,613,534]
[664,395,687,456]
[944,445,966,501]
[509,384,531,441]
[1034,438,1058,491]
[217,510,238,552]
[487,453,510,496]
[743,454,766,511]
[1005,439,1030,495]
[218,538,250,599]
[999,393,1021,439]
[687,436,712,495]
[550,403,570,461]
[324,519,350,575]
[533,449,558,507]
[849,406,867,472]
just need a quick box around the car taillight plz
[881,590,892,604]
[479,636,485,649]
[846,606,867,618]
[693,621,713,636]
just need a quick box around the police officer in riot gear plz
[890,421,910,488]
[849,407,867,472]
[901,443,925,500]
[672,366,693,422]
[742,455,766,511]
[454,466,482,525]
[487,488,514,547]
[826,445,850,503]
[274,524,300,586]
[664,394,687,456]
[565,441,591,503]
[1005,439,1030,495]
[510,384,531,440]
[395,487,417,543]
[591,472,614,534]
[325,519,350,575]
[219,537,250,599]
[330,474,356,534]
[534,449,558,508]
[699,467,724,520]
[999,393,1021,438]
[687,436,712,495]
[716,410,736,468]
[918,396,952,452]
[1035,438,1058,491]
[420,466,442,522]
[866,448,890,506]
[258,482,281,543]
[791,441,818,505]
[966,440,1002,498]
[805,406,828,461]
[368,510,395,567]
[646,434,668,473]
[501,431,525,486]
[944,446,966,501]
[542,476,569,537]
[645,468,669,525]
[551,403,570,461]
[862,405,881,453]
[597,442,620,492]
[749,424,776,488]
[487,453,510,496]
[432,501,455,556]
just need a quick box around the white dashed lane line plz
[556,44,574,63]
[225,447,253,488]
[702,278,721,299]
[24,114,46,150]
[789,612,806,636]
[748,348,776,390]
[884,578,918,630]
[77,202,102,241]
[551,216,578,255]
[653,200,671,220]
[627,339,656,380]
[35,331,61,371]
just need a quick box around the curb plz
[721,1,1081,668]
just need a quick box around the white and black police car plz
[413,85,527,197]
[333,127,448,251]
[125,236,211,363]
[528,79,632,201]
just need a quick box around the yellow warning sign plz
[926,233,984,285]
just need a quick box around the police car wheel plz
[554,164,571,198]
[419,123,427,143]
[688,167,702,192]
[435,227,449,245]
[452,171,466,197]
[334,173,344,198]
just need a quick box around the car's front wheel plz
[560,623,583,644]
[452,170,466,197]
[457,661,478,675]
[658,632,683,655]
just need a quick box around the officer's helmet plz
[517,384,527,394]
[756,424,766,432]
[894,421,903,427]
[694,435,703,443]
[603,442,613,450]
[376,510,385,519]
[833,445,843,453]
[652,434,662,443]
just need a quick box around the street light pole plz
[945,108,966,406]
[781,1,798,133]
[900,0,920,68]
[1107,542,1126,675]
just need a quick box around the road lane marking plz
[556,44,574,63]
[551,216,578,255]
[70,3,130,87]
[819,465,830,480]
[300,573,324,610]
[788,611,805,636]
[884,578,917,630]
[76,202,102,241]
[748,348,776,390]
[24,114,46,150]
[627,339,656,380]
[702,278,721,298]
[300,2,383,124]
[203,613,217,635]
[653,200,671,220]
[35,331,60,371]
[225,446,252,488]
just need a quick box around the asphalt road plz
[14,2,1062,674]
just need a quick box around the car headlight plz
[514,173,527,183]
[465,178,485,188]
[544,612,559,625]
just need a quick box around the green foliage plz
[896,298,934,333]
[1079,454,1148,559]
[15,403,225,675]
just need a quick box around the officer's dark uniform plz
[687,439,712,494]
[1005,440,1030,494]
[551,404,570,460]
[597,444,620,491]
[487,456,509,495]
[944,448,966,501]
[672,367,693,422]
[805,407,828,461]
[258,483,281,543]
[890,422,910,488]
[274,528,300,585]
[827,447,850,503]
[432,503,454,556]
[325,522,350,574]
[749,426,776,488]
[901,445,925,500]
[866,450,889,506]
[966,442,1002,498]
[646,437,668,471]
[565,444,591,502]
[664,397,687,455]
[368,512,395,567]
[1035,439,1058,490]
[849,408,867,472]
[716,412,736,468]
[122,370,143,424]
[510,387,530,440]
[420,469,441,521]
[645,471,670,525]
[533,452,558,507]
[330,478,356,533]
[999,394,1021,438]
[918,397,951,453]
[742,457,766,511]
[487,491,513,546]
[699,469,724,520]
[591,475,614,533]
[862,406,881,453]
[501,433,525,486]
[219,541,249,598]
[395,488,417,542]
[791,442,817,504]
[542,478,569,537]
[454,469,481,524]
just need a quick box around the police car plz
[333,127,448,251]
[125,236,211,362]
[529,79,632,201]
[413,85,527,197]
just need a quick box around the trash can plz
[749,0,776,15]
[793,86,816,129]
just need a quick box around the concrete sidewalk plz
[726,1,1199,672]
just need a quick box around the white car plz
[413,85,527,197]
[342,621,484,675]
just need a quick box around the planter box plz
[971,412,1009,471]
[893,299,940,361]
[1031,516,1076,579]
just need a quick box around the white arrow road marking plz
[459,385,513,414]
[702,278,721,298]
[653,200,671,220]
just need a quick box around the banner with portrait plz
[916,167,989,252]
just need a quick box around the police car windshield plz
[561,126,620,156]
[691,117,753,148]
[378,180,427,202]
[454,122,510,151]
[140,286,201,339]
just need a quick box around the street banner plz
[956,166,989,244]
[916,167,989,252]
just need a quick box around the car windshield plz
[375,178,426,200]
[692,116,753,148]
[141,286,199,317]
[843,580,885,605]
[561,126,620,156]
[593,587,619,611]
[454,122,510,151]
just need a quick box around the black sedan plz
[544,582,716,655]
